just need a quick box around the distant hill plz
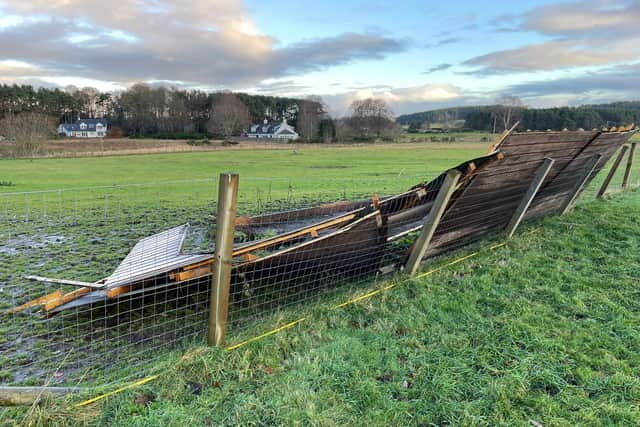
[397,102,640,131]
[397,106,490,129]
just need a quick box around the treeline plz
[398,102,640,132]
[0,84,316,138]
[0,84,404,144]
[397,106,484,127]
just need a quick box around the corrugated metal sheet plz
[104,224,210,288]
[49,224,213,312]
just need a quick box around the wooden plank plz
[235,199,368,228]
[232,210,386,290]
[105,285,133,299]
[209,173,239,347]
[489,121,520,153]
[171,266,213,282]
[504,131,598,146]
[505,158,555,238]
[233,213,357,257]
[25,275,105,289]
[622,142,637,190]
[561,154,602,214]
[43,287,92,312]
[405,169,462,275]
[3,290,64,314]
[597,145,629,198]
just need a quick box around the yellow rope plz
[71,240,509,408]
[71,374,160,408]
[224,317,307,351]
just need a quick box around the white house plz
[246,119,299,140]
[58,119,108,138]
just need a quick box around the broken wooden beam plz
[3,290,64,315]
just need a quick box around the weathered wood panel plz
[230,211,387,299]
[426,130,634,255]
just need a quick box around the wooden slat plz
[25,275,104,289]
[3,291,64,314]
[597,145,629,198]
[561,154,602,214]
[505,158,555,238]
[43,288,92,312]
[405,169,462,275]
[622,142,637,190]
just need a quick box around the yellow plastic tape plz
[224,317,307,352]
[71,374,160,408]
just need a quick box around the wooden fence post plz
[561,154,601,214]
[505,158,555,239]
[622,142,637,190]
[405,169,462,276]
[208,173,239,346]
[597,145,629,198]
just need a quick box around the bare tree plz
[166,91,190,133]
[0,113,56,157]
[494,95,525,132]
[296,96,326,141]
[347,98,396,139]
[207,92,251,137]
[80,87,100,118]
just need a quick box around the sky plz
[0,0,639,115]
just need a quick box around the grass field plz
[8,188,640,426]
[1,140,639,426]
[0,141,488,192]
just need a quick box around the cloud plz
[0,0,406,88]
[423,63,452,74]
[273,33,406,75]
[253,80,310,95]
[0,60,41,77]
[464,0,640,74]
[522,0,640,38]
[464,39,639,73]
[321,83,470,116]
[424,37,463,48]
[506,62,640,103]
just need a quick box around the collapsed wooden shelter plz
[9,126,638,318]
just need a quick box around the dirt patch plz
[0,138,489,159]
[1,138,322,158]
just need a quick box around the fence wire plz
[0,138,638,390]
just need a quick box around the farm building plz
[247,119,299,140]
[58,118,108,138]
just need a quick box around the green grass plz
[7,188,639,426]
[2,141,639,426]
[0,142,487,193]
[0,142,490,217]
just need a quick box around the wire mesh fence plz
[0,174,435,388]
[1,132,638,392]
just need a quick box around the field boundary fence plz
[0,128,638,402]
